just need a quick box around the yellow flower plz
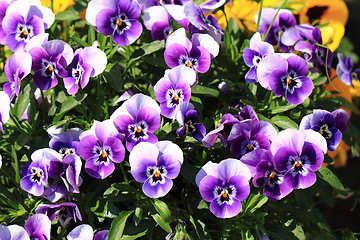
[212,0,279,33]
[212,0,348,51]
[349,81,360,97]
[40,0,75,14]
[287,0,348,52]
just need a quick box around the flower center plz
[281,70,302,94]
[166,88,184,108]
[72,63,84,83]
[30,167,44,183]
[214,185,236,205]
[147,166,167,186]
[94,146,111,165]
[179,56,197,70]
[128,121,149,141]
[41,59,56,77]
[16,24,34,42]
[319,123,332,139]
[59,147,76,157]
[111,14,131,34]
[252,55,262,66]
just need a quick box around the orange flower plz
[40,0,75,14]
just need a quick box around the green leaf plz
[151,199,172,233]
[108,210,134,240]
[55,10,80,21]
[270,104,297,114]
[313,76,327,86]
[10,146,20,185]
[102,64,124,92]
[90,199,120,218]
[12,82,36,119]
[49,92,87,121]
[0,73,8,84]
[317,166,347,196]
[191,85,219,97]
[128,40,165,65]
[243,192,268,214]
[152,213,172,233]
[121,219,157,240]
[271,115,298,130]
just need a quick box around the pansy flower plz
[67,224,93,240]
[164,32,212,75]
[48,128,82,157]
[228,120,277,159]
[183,1,223,43]
[48,154,83,193]
[29,39,74,90]
[253,150,293,200]
[0,224,29,240]
[78,120,125,179]
[196,159,251,218]
[336,53,360,87]
[36,202,82,228]
[271,129,327,189]
[243,32,274,83]
[129,141,183,198]
[175,102,206,142]
[24,214,51,240]
[3,50,32,101]
[154,66,193,118]
[2,0,54,51]
[299,109,349,151]
[63,42,107,94]
[0,91,11,133]
[112,93,161,151]
[257,53,314,105]
[255,8,296,51]
[86,0,142,47]
[281,24,333,76]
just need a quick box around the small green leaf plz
[317,166,347,196]
[270,104,297,114]
[313,76,327,86]
[271,115,298,130]
[151,199,172,233]
[243,192,268,214]
[151,213,172,233]
[55,10,80,21]
[191,85,219,97]
[12,82,36,119]
[102,64,124,92]
[128,40,165,65]
[108,210,134,240]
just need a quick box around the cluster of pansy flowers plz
[0,0,354,236]
[200,105,349,218]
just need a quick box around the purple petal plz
[217,159,251,182]
[284,169,316,189]
[25,214,51,240]
[199,175,221,202]
[85,157,115,179]
[142,176,173,198]
[271,129,304,156]
[209,198,242,219]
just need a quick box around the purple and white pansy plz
[129,141,183,198]
[196,159,251,218]
[299,109,349,151]
[29,39,74,90]
[257,53,314,105]
[86,0,143,47]
[1,0,54,51]
[78,120,125,179]
[3,50,32,101]
[270,129,327,189]
[111,93,161,151]
[154,66,193,118]
[63,42,107,94]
